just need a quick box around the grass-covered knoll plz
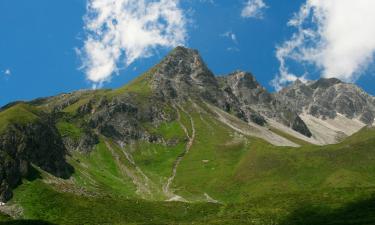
[0,103,40,134]
[110,66,157,98]
[41,67,156,115]
[147,120,186,141]
[135,118,188,178]
[59,90,109,114]
[30,64,158,116]
[56,121,83,141]
[10,179,221,225]
[68,140,137,198]
[131,141,186,185]
[61,98,91,114]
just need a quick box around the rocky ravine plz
[0,46,374,202]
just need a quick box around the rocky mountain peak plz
[293,78,304,86]
[150,46,220,100]
[278,76,375,124]
[225,71,260,90]
[309,77,342,90]
[154,46,214,80]
[221,71,271,105]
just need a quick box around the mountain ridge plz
[1,47,375,224]
[1,46,374,146]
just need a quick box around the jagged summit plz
[309,77,343,89]
[224,71,261,90]
[155,46,214,79]
[281,77,343,93]
[278,76,375,124]
[219,70,271,105]
[149,46,220,101]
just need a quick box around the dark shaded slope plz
[0,104,73,202]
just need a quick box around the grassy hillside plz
[0,103,40,134]
[1,98,375,224]
[169,103,375,201]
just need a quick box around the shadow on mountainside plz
[0,121,75,202]
[280,196,375,225]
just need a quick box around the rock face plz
[151,46,221,101]
[149,47,312,136]
[87,95,168,144]
[0,120,73,202]
[218,71,312,137]
[277,78,375,125]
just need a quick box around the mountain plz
[278,77,375,124]
[0,47,375,224]
[277,78,375,144]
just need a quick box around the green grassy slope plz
[0,103,40,134]
[0,213,11,222]
[170,102,375,203]
[1,96,375,224]
[68,140,138,198]
[5,178,375,224]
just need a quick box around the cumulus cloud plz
[241,0,268,19]
[272,0,375,90]
[79,0,187,85]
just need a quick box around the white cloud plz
[79,0,187,85]
[4,69,11,76]
[241,0,268,19]
[221,31,237,43]
[272,0,375,90]
[221,31,240,52]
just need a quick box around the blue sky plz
[1,0,374,106]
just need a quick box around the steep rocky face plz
[217,71,268,125]
[147,47,312,137]
[219,71,272,105]
[278,78,375,124]
[86,94,169,144]
[219,71,312,137]
[150,47,221,102]
[146,47,247,123]
[0,120,73,202]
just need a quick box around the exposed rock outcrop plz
[0,121,73,202]
[148,47,312,137]
[218,71,312,137]
[277,78,375,125]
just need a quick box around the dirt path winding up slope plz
[163,104,196,201]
